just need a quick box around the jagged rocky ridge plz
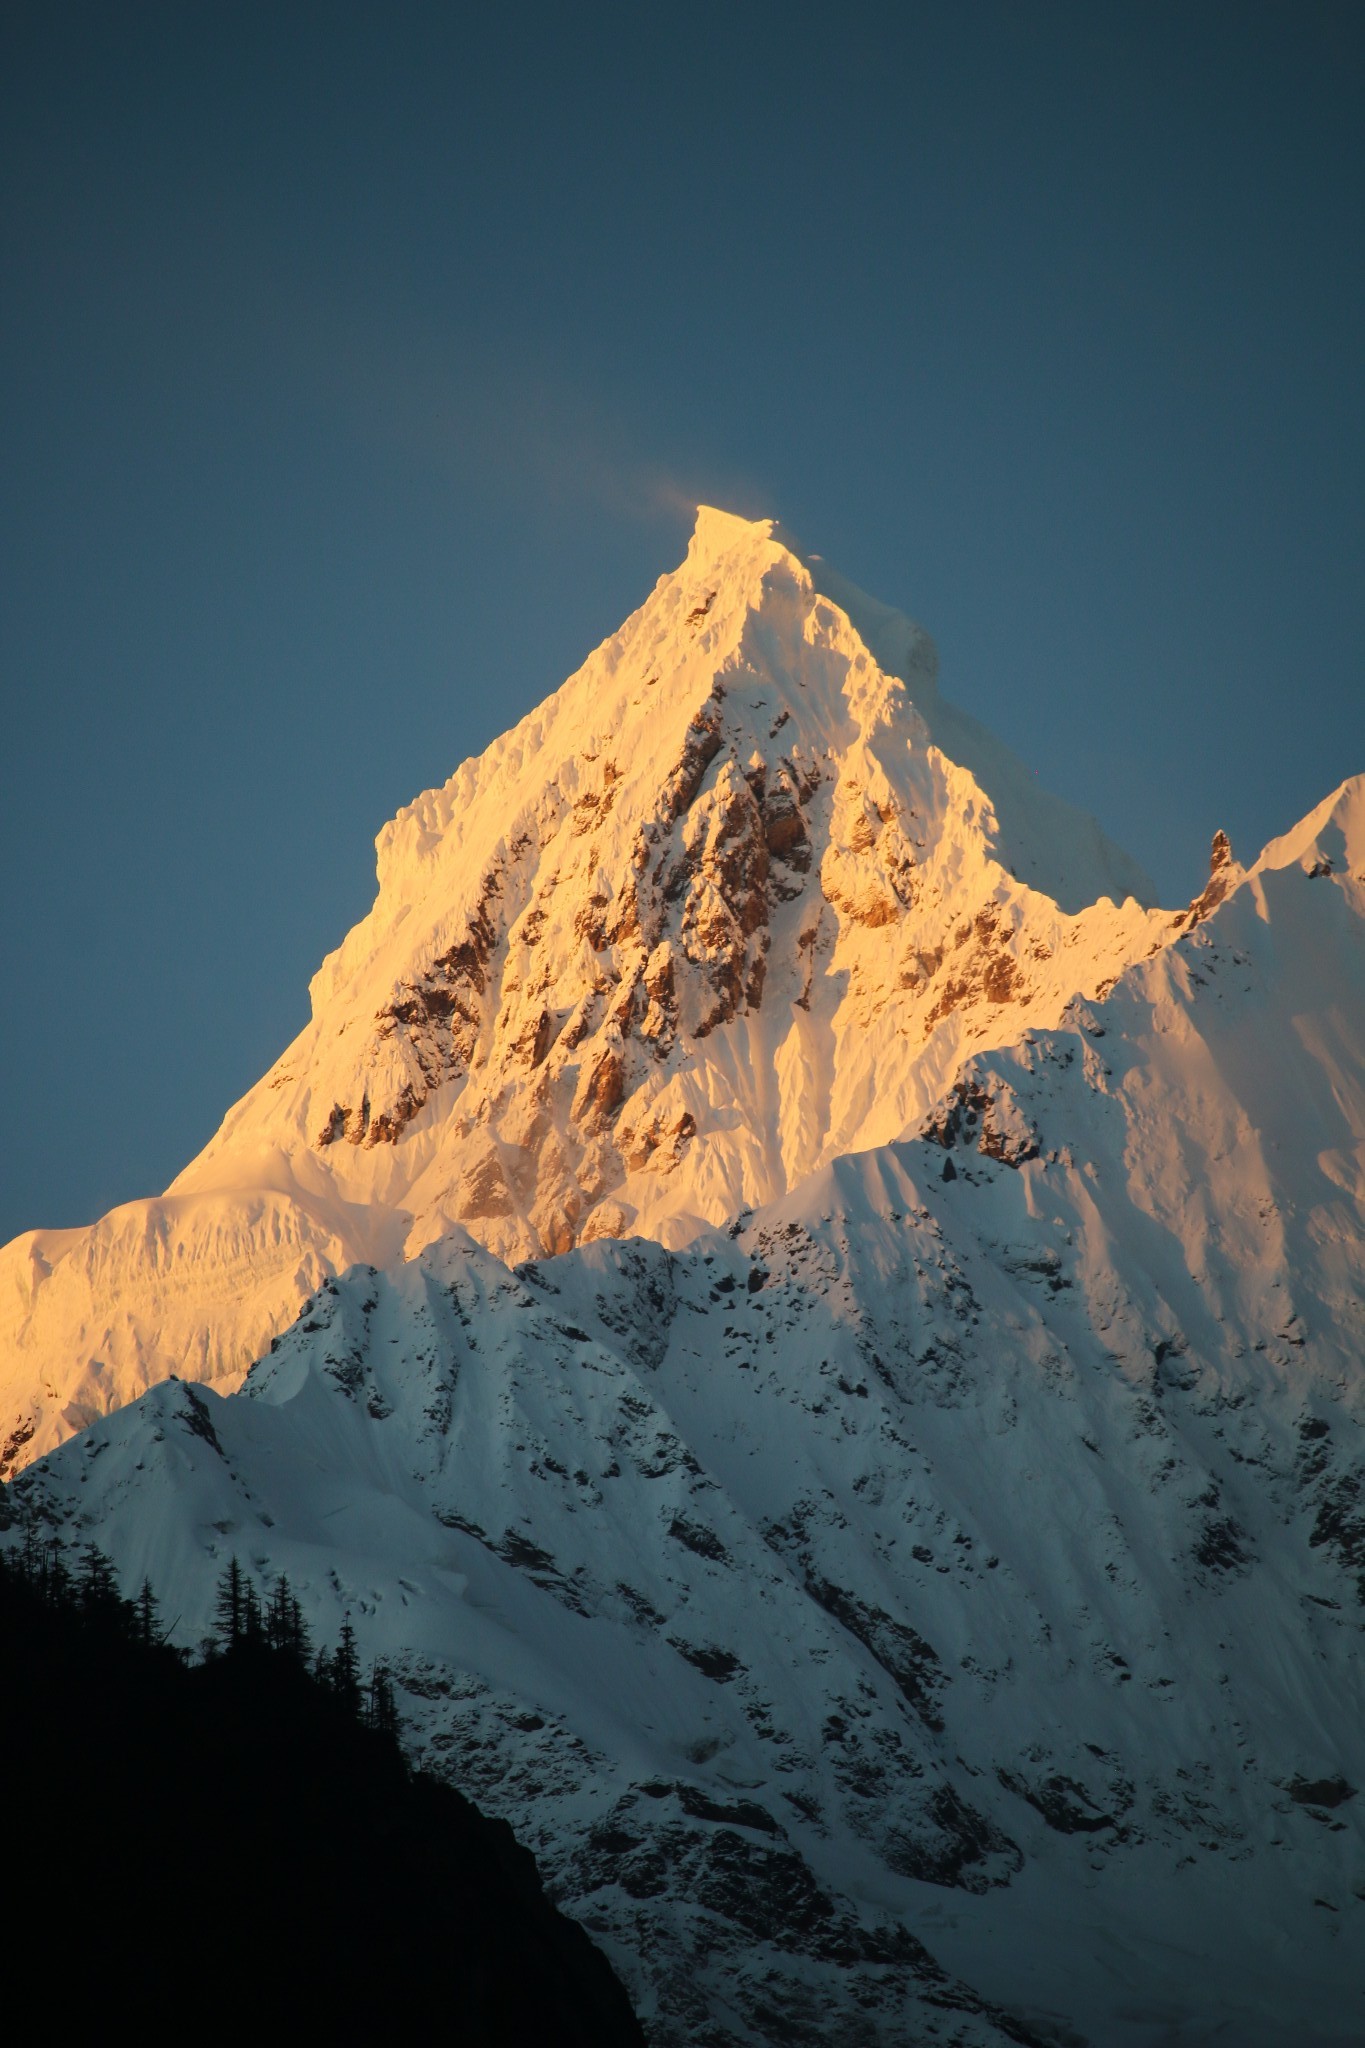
[8,774,1365,2045]
[1,508,1169,1469]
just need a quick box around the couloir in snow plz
[4,512,1364,2045]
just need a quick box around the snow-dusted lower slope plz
[1,509,1169,1470]
[10,788,1364,2046]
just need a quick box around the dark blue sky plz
[3,3,1363,1240]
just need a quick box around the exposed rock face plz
[1174,826,1243,932]
[0,507,1196,1465]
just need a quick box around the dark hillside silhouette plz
[0,1541,645,2042]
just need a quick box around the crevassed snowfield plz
[4,513,1363,2044]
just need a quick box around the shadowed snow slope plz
[7,776,1365,2045]
[1,509,1171,1469]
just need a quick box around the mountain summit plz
[1,510,1169,1469]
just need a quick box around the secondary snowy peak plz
[0,509,1178,1466]
[1251,771,1365,879]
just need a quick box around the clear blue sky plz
[3,2,1363,1241]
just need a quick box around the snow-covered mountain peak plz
[173,516,1168,1252]
[4,512,1365,2042]
[685,501,782,565]
[0,519,1224,1467]
[1253,771,1365,882]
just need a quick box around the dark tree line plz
[0,1525,645,2043]
[1,1531,400,1739]
[0,1526,170,1649]
[209,1554,400,1735]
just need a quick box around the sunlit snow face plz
[3,508,1361,1495]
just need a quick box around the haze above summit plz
[3,4,1363,1242]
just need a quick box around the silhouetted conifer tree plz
[213,1557,246,1648]
[137,1578,160,1649]
[368,1660,400,1739]
[242,1578,263,1646]
[331,1617,362,1713]
[78,1544,126,1627]
[289,1588,310,1663]
[265,1575,312,1664]
[45,1536,71,1609]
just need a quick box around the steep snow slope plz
[10,784,1364,2046]
[0,509,1167,1470]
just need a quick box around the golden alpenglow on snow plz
[2,511,1172,1469]
[6,515,1365,2047]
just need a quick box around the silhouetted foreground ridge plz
[1,1541,645,2042]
